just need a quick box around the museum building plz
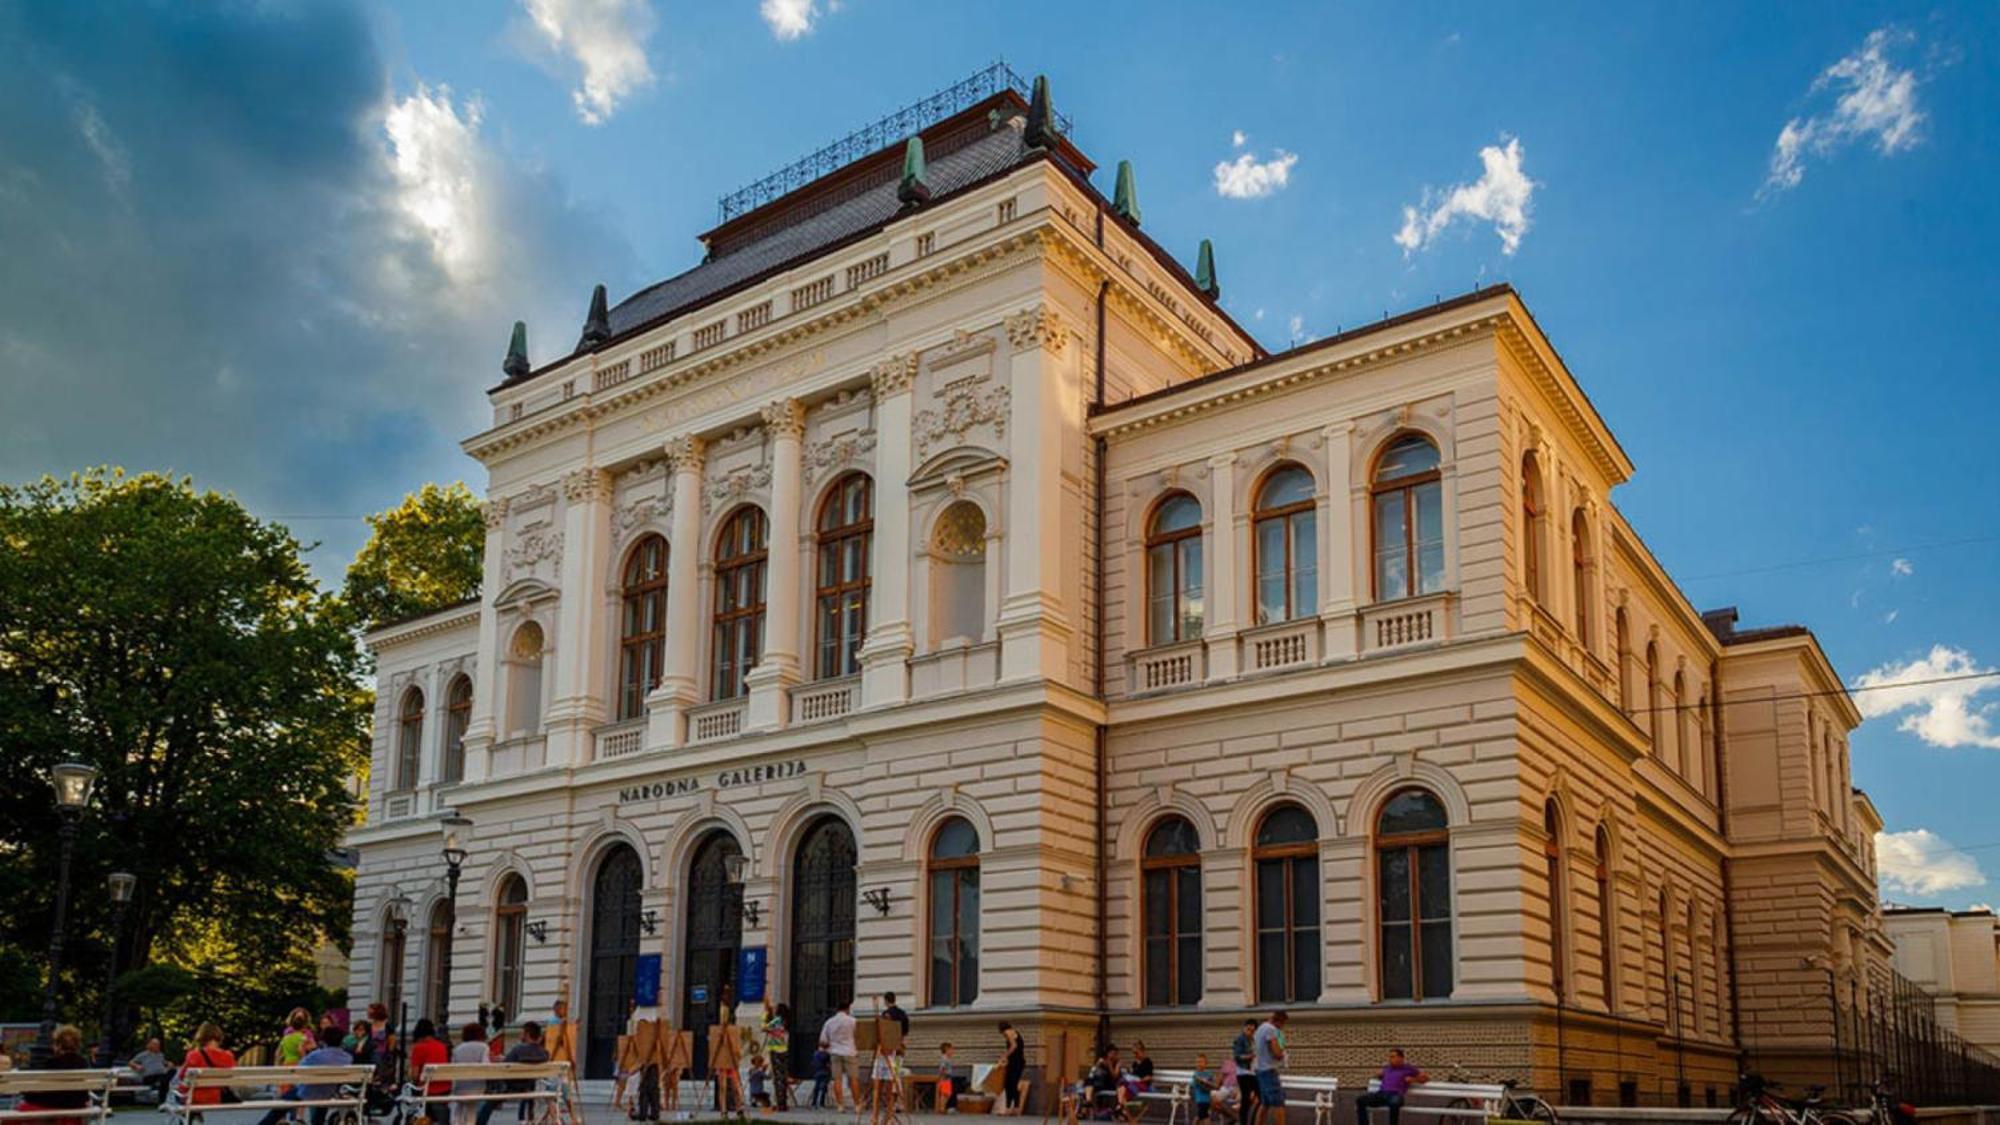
[345,67,1892,1104]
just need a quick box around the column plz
[746,399,805,732]
[1204,452,1240,681]
[546,468,611,767]
[858,355,916,709]
[415,664,442,811]
[1320,422,1359,659]
[996,304,1076,683]
[648,436,707,748]
[461,496,508,783]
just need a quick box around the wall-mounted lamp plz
[639,909,660,936]
[744,900,763,930]
[526,920,549,944]
[723,854,749,886]
[862,887,892,916]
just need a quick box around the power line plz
[1620,669,2000,718]
[1678,533,2000,583]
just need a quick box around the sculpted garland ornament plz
[804,430,878,486]
[502,527,564,584]
[914,383,1010,460]
[1004,304,1069,354]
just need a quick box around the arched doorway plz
[788,817,856,1077]
[683,831,744,1080]
[585,844,643,1080]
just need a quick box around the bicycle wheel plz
[1725,1106,1774,1125]
[1515,1095,1559,1125]
[1818,1113,1860,1125]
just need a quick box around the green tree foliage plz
[0,470,370,1038]
[342,482,484,632]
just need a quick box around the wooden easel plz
[708,1023,748,1122]
[544,1015,585,1125]
[658,1029,691,1116]
[866,1014,905,1125]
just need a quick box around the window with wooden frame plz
[423,899,451,1022]
[395,687,424,792]
[1253,804,1320,1003]
[493,874,528,1017]
[1145,492,1205,645]
[1370,434,1445,600]
[1595,826,1617,1011]
[711,507,768,701]
[1656,890,1673,1024]
[442,675,471,783]
[1544,800,1568,1002]
[1376,788,1452,1000]
[1646,642,1663,747]
[1571,509,1592,648]
[618,534,668,720]
[1521,453,1545,604]
[1141,816,1203,1007]
[815,474,872,680]
[1672,669,1689,774]
[1614,609,1631,711]
[1253,464,1318,626]
[1686,901,1702,1035]
[926,817,981,1007]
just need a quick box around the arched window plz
[1377,789,1452,1000]
[396,688,424,792]
[790,817,857,1072]
[929,501,988,646]
[1696,688,1713,797]
[1571,510,1592,648]
[1710,917,1726,1035]
[618,535,668,720]
[442,675,471,783]
[1371,435,1444,600]
[1686,902,1702,1035]
[1253,465,1317,625]
[712,508,768,701]
[1595,827,1617,1012]
[493,874,528,1017]
[927,818,981,1007]
[1146,493,1204,645]
[1614,609,1631,710]
[1672,670,1688,774]
[1521,453,1545,603]
[1253,804,1321,1003]
[507,622,544,735]
[1142,816,1203,1007]
[423,899,451,1022]
[1645,642,1662,748]
[380,909,408,1018]
[1544,800,1567,1002]
[1656,890,1673,1025]
[815,475,873,680]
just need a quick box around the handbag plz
[198,1049,242,1104]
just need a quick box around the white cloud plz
[1855,646,2000,749]
[1892,557,1914,576]
[383,86,492,285]
[1253,308,1265,321]
[73,101,130,196]
[1760,27,1924,198]
[1231,129,1247,148]
[522,0,657,125]
[1876,829,1986,896]
[760,0,819,40]
[1883,610,1899,624]
[1287,314,1303,341]
[1213,148,1298,200]
[1395,136,1534,256]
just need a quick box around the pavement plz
[112,1098,998,1125]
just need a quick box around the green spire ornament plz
[502,320,530,380]
[577,284,610,350]
[897,136,931,207]
[1023,74,1057,150]
[1112,160,1141,226]
[1194,239,1219,299]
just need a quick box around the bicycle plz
[1440,1066,1559,1125]
[1724,1074,1856,1125]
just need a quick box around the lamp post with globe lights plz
[438,814,472,1027]
[36,762,99,1065]
[98,871,137,1064]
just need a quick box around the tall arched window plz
[790,816,857,1073]
[442,675,471,784]
[1696,688,1713,797]
[1571,510,1592,648]
[493,874,528,1017]
[712,507,768,701]
[1377,789,1452,1000]
[1254,804,1321,1003]
[1142,816,1203,1007]
[1544,800,1568,1002]
[423,899,451,1022]
[1614,609,1631,710]
[618,535,668,720]
[1710,917,1726,1035]
[929,501,988,646]
[927,817,981,1007]
[507,622,545,735]
[1645,642,1662,748]
[1371,435,1444,600]
[1595,826,1616,1012]
[1521,453,1545,603]
[1253,465,1317,625]
[1686,902,1702,1035]
[396,688,424,792]
[379,909,407,1018]
[815,475,872,679]
[1656,890,1673,1025]
[1672,670,1689,774]
[1146,493,1204,645]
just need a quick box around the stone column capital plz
[663,434,707,474]
[869,352,917,398]
[561,467,609,504]
[760,398,807,440]
[481,497,510,529]
[1004,303,1069,355]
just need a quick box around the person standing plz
[997,1022,1026,1116]
[818,1000,858,1111]
[1251,1011,1287,1125]
[1230,1020,1260,1125]
[761,1000,791,1111]
[1353,1049,1427,1125]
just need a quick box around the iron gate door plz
[788,817,856,1078]
[682,832,743,1080]
[585,844,643,1079]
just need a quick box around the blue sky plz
[4,1,1998,907]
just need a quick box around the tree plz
[342,482,484,631]
[0,470,370,1043]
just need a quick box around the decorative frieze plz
[870,352,918,398]
[502,527,564,584]
[613,493,671,545]
[803,429,878,486]
[704,464,773,514]
[561,468,609,504]
[1005,304,1069,355]
[481,497,510,530]
[914,383,1010,461]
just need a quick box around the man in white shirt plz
[819,1001,859,1110]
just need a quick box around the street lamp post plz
[36,762,99,1066]
[439,814,472,1029]
[98,872,137,1064]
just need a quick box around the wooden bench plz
[404,1062,576,1125]
[1363,1080,1508,1122]
[169,1064,375,1124]
[0,1069,122,1125]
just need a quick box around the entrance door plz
[586,844,643,1079]
[682,832,744,1080]
[788,817,856,1078]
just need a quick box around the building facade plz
[1888,909,2000,1057]
[346,73,1889,1105]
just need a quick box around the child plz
[748,1054,773,1109]
[1191,1054,1219,1125]
[810,1048,832,1109]
[937,1042,959,1113]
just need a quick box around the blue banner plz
[634,953,662,1007]
[736,946,768,1003]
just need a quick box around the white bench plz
[1130,1069,1195,1124]
[0,1069,121,1125]
[1363,1080,1508,1121]
[1273,1074,1342,1125]
[169,1064,375,1124]
[404,1062,577,1125]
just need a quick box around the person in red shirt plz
[407,1019,452,1109]
[178,1022,238,1109]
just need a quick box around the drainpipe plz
[1712,656,1745,1067]
[1092,276,1111,1058]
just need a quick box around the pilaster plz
[746,399,805,732]
[462,497,508,783]
[546,468,611,766]
[1324,422,1361,660]
[858,355,916,709]
[996,304,1076,683]
[1204,452,1240,682]
[648,435,707,748]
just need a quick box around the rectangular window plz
[996,197,1017,224]
[915,232,935,257]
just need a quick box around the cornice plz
[365,603,481,650]
[1036,225,1242,376]
[1493,316,1631,485]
